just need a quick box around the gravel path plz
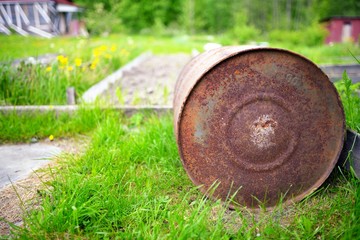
[86,53,360,106]
[101,54,192,106]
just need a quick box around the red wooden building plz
[321,16,360,44]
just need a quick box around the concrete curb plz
[81,51,153,103]
[0,105,173,116]
[319,64,360,83]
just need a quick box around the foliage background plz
[77,0,360,45]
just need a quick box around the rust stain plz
[174,47,345,209]
[250,114,277,150]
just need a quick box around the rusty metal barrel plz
[173,46,345,209]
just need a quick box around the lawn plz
[1,34,360,238]
[1,34,360,62]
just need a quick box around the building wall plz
[325,18,360,44]
[352,19,360,43]
[0,1,82,37]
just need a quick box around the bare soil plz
[0,136,90,236]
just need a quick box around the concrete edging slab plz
[0,105,173,115]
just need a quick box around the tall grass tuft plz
[334,71,360,131]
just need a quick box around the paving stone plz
[0,143,61,189]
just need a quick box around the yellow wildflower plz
[67,66,74,71]
[49,135,54,141]
[57,55,68,66]
[90,57,100,70]
[120,49,129,56]
[45,66,52,72]
[93,49,102,58]
[75,58,82,67]
[90,63,97,70]
[110,44,117,52]
[99,45,107,51]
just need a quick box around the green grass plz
[0,39,138,105]
[0,35,136,61]
[0,34,208,61]
[273,43,360,65]
[1,34,359,63]
[2,112,358,239]
[0,106,109,143]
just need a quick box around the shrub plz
[269,24,327,47]
[227,10,261,44]
[85,3,124,36]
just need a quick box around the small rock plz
[146,88,154,94]
[203,43,222,52]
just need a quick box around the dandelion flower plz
[99,45,107,51]
[90,63,97,70]
[67,66,74,71]
[90,57,100,70]
[49,135,54,141]
[110,44,117,52]
[45,66,52,72]
[75,58,82,67]
[57,55,68,66]
[93,49,102,57]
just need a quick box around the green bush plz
[269,24,327,47]
[229,25,260,44]
[85,3,124,35]
[227,10,261,44]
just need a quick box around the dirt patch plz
[0,136,89,236]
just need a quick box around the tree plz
[314,0,360,20]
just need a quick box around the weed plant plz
[4,112,360,239]
[334,71,360,131]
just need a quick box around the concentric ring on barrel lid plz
[173,47,345,209]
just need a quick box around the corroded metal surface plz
[174,47,345,209]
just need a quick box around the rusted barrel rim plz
[174,46,345,209]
